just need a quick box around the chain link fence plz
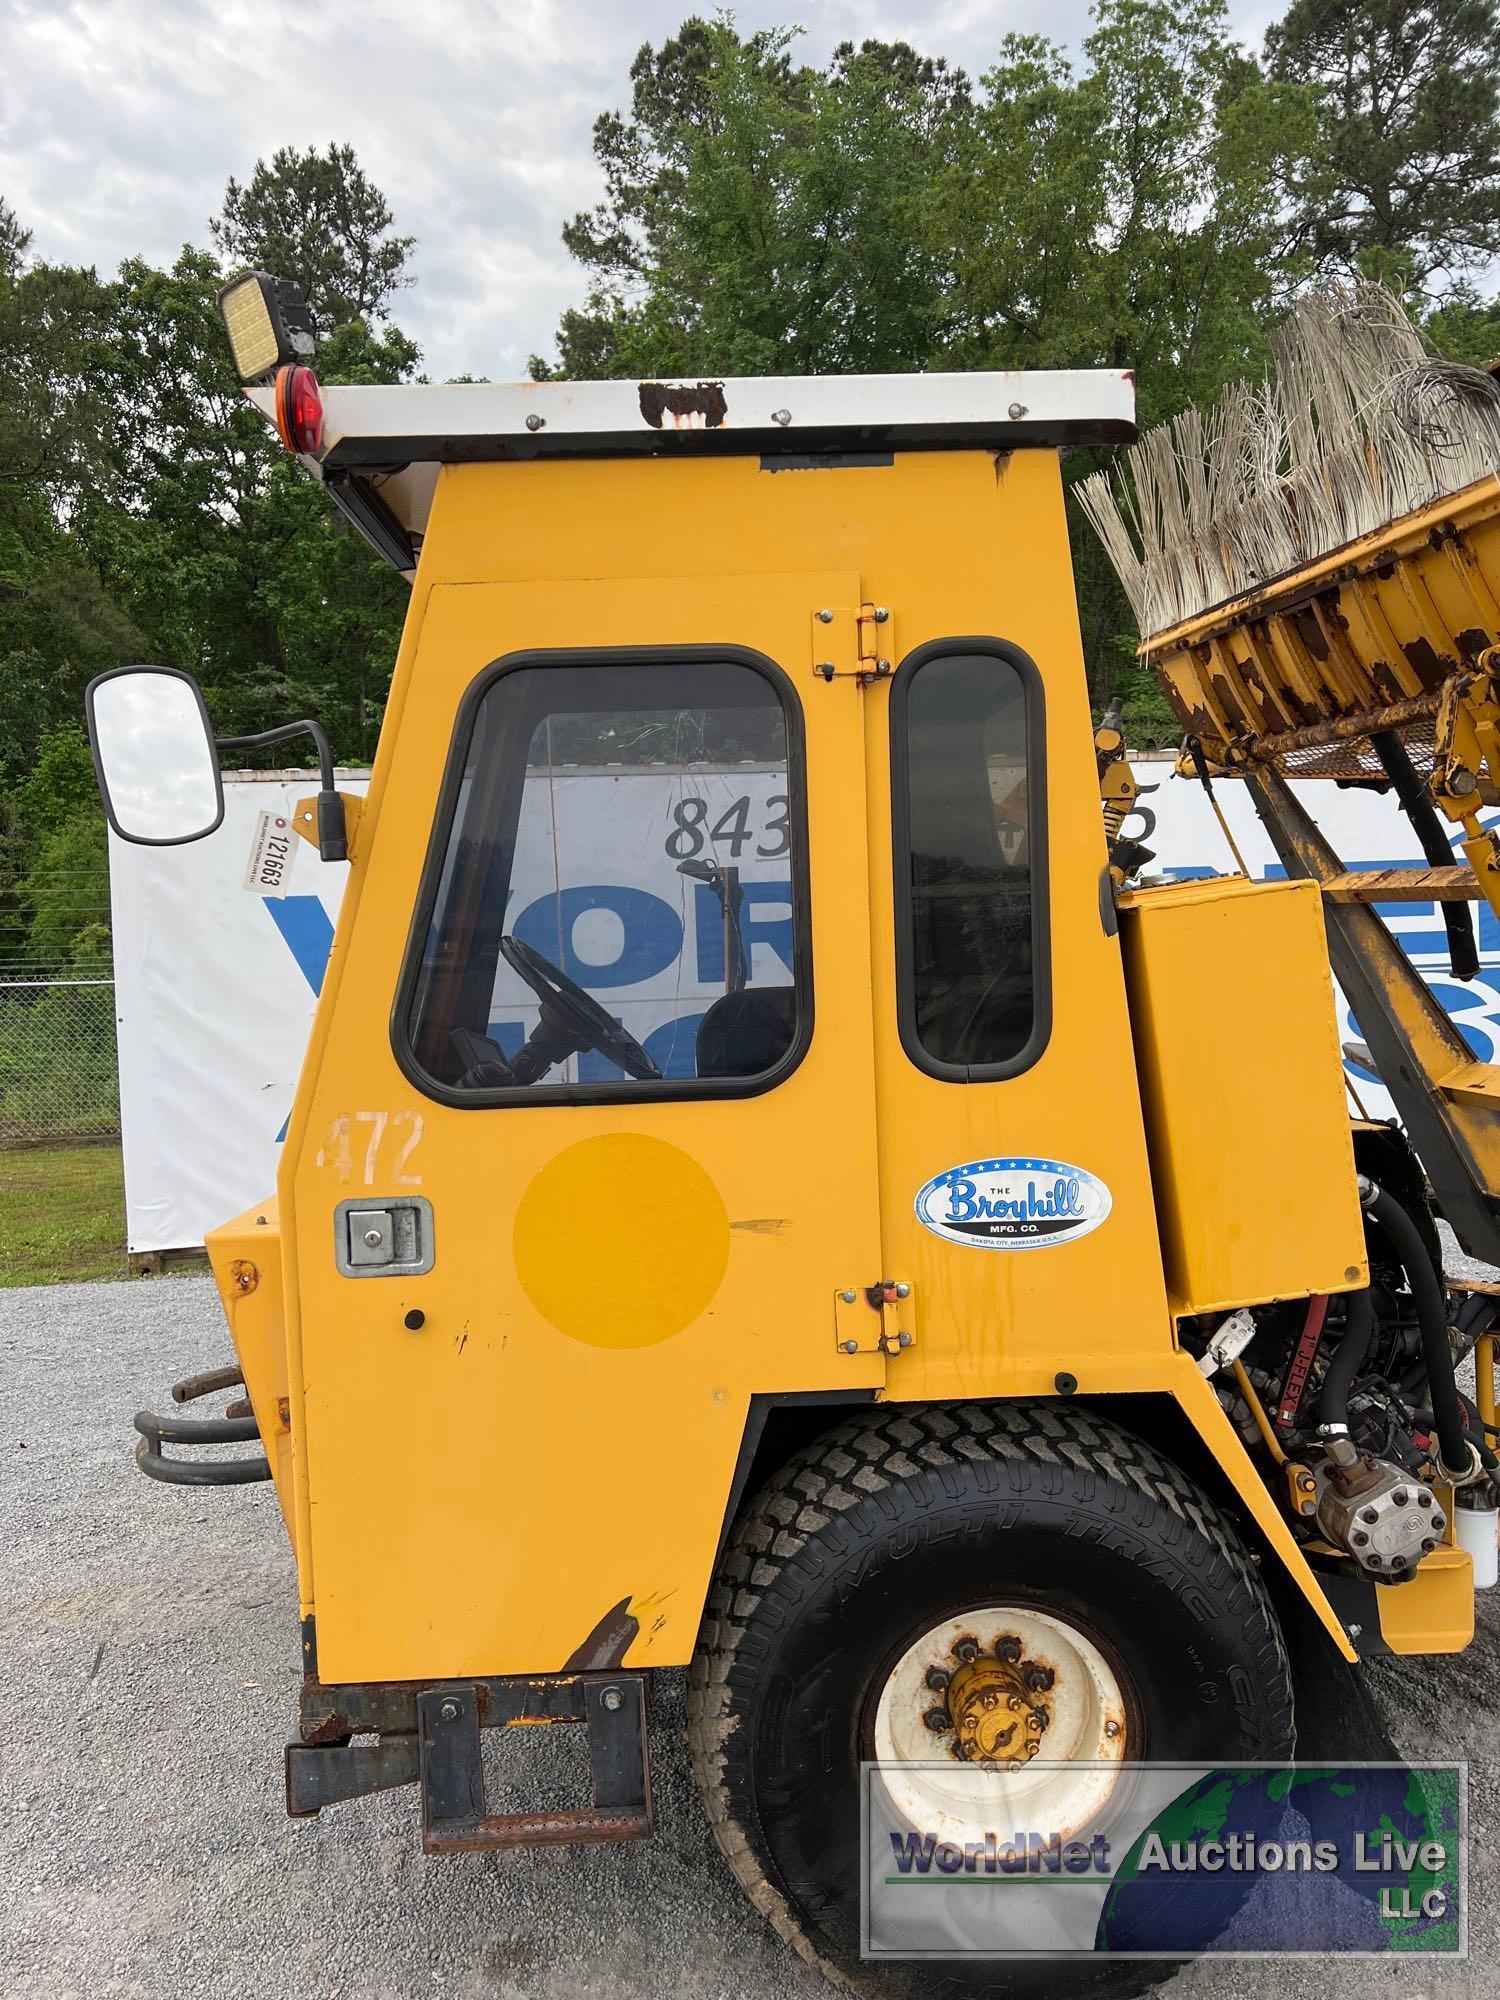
[0,971,120,1145]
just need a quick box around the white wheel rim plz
[872,1605,1128,1846]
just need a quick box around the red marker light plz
[274,364,324,455]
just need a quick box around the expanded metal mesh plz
[1273,718,1441,785]
[0,972,120,1145]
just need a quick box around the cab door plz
[287,572,883,1683]
[865,629,1172,1404]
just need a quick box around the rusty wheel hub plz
[873,1606,1129,1849]
[942,1638,1054,1765]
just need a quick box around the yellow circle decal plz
[512,1134,730,1347]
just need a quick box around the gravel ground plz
[3,1271,1496,2000]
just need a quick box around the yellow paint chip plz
[513,1134,730,1347]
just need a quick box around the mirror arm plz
[215,720,348,862]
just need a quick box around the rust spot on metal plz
[299,1671,592,1746]
[1245,686,1443,762]
[423,1804,649,1852]
[170,1363,244,1404]
[638,380,727,431]
[1402,637,1454,683]
[1209,673,1242,722]
[730,1217,790,1234]
[1290,607,1329,662]
[562,1598,640,1671]
[230,1259,258,1295]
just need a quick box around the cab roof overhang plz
[246,368,1136,578]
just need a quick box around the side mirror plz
[86,666,224,846]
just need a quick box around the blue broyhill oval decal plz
[914,1157,1112,1251]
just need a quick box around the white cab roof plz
[247,367,1135,572]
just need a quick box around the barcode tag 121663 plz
[243,811,299,897]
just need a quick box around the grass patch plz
[0,1142,126,1286]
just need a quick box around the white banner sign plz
[110,758,1499,1253]
[1136,760,1500,1124]
[110,777,364,1255]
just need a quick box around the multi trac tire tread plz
[687,1398,1294,1998]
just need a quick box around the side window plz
[401,654,808,1099]
[894,645,1046,1078]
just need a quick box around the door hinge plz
[835,1280,916,1356]
[811,603,893,684]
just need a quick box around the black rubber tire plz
[687,1400,1294,2000]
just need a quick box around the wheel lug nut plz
[925,1666,950,1693]
[923,1707,951,1733]
[1023,1665,1054,1692]
[994,1636,1022,1663]
[953,1639,979,1664]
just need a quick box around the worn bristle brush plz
[1077,280,1500,642]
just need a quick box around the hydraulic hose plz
[1317,1287,1374,1435]
[1454,1292,1499,1364]
[1407,1292,1499,1393]
[1457,1393,1500,1468]
[1372,729,1479,980]
[1365,1182,1471,1478]
[1456,1291,1493,1339]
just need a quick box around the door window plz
[400,652,809,1100]
[893,643,1047,1078]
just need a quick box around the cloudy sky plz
[1,0,1279,381]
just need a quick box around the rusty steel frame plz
[1245,766,1500,1267]
[1240,688,1444,764]
[285,1669,654,1852]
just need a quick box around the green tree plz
[937,5,1317,404]
[1266,0,1500,289]
[0,197,30,278]
[8,726,109,966]
[538,6,1321,696]
[1425,285,1500,366]
[931,2,1319,686]
[95,246,414,761]
[210,141,415,332]
[0,141,420,968]
[536,19,966,378]
[0,206,137,796]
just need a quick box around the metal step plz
[1321,866,1481,904]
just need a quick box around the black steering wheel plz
[499,935,662,1082]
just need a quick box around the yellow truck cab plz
[85,272,1494,1998]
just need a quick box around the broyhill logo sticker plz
[914,1157,1112,1251]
